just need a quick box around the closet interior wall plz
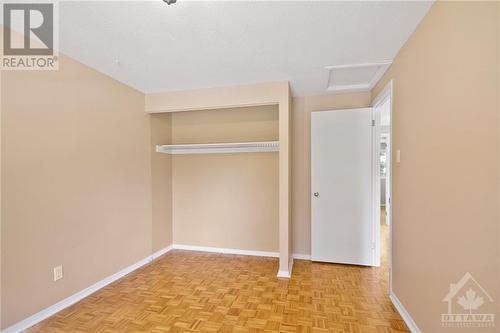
[150,113,173,252]
[150,105,280,253]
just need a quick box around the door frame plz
[382,132,391,226]
[372,103,381,267]
[372,80,393,291]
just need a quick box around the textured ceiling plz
[57,0,433,96]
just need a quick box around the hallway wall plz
[372,2,499,331]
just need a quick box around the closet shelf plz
[156,141,279,154]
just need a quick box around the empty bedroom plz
[1,1,499,332]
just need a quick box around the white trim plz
[292,253,311,260]
[172,244,279,258]
[276,269,291,278]
[151,245,173,260]
[371,105,381,267]
[390,292,422,333]
[277,258,293,278]
[1,246,173,333]
[372,80,394,292]
[172,244,291,279]
[324,61,392,71]
[156,141,279,155]
[372,79,393,108]
[326,84,373,94]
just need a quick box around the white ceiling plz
[57,0,433,96]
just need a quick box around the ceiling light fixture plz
[163,0,176,5]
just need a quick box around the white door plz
[311,108,374,266]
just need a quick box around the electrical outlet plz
[53,265,63,281]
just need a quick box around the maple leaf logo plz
[457,288,484,314]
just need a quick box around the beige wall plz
[372,2,499,331]
[171,106,279,144]
[1,54,152,328]
[291,92,372,255]
[0,56,3,331]
[150,113,173,252]
[171,106,279,252]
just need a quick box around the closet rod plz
[156,141,279,155]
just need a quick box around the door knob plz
[314,192,320,197]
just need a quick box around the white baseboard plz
[2,245,173,333]
[172,245,312,264]
[3,244,292,332]
[276,269,290,278]
[277,257,294,278]
[389,292,421,333]
[172,244,297,279]
[292,253,311,260]
[172,244,279,258]
[151,245,173,260]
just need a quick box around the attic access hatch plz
[325,62,391,93]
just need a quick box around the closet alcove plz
[146,82,292,277]
[155,105,280,256]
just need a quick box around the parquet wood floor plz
[26,223,407,333]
